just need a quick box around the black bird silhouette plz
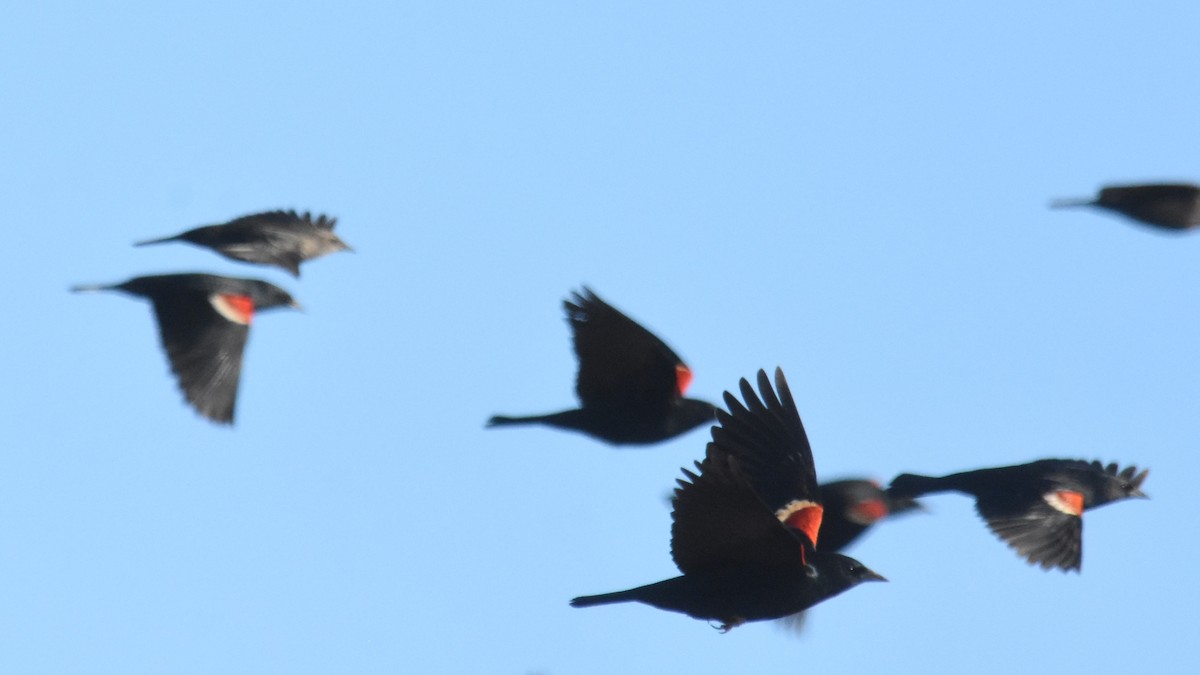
[570,369,885,630]
[73,273,300,424]
[136,210,351,276]
[774,479,921,633]
[816,479,922,553]
[1051,183,1200,231]
[888,459,1148,571]
[487,287,717,445]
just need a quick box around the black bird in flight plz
[888,459,1148,571]
[570,369,886,630]
[775,479,921,633]
[816,479,922,554]
[487,287,717,445]
[73,273,300,424]
[136,210,352,276]
[1051,183,1200,231]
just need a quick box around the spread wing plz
[709,368,822,545]
[670,445,808,575]
[976,493,1083,572]
[150,291,250,424]
[566,287,686,411]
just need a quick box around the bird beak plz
[1132,487,1149,499]
[290,300,304,311]
[861,569,887,583]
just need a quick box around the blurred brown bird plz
[136,210,352,276]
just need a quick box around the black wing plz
[150,291,250,424]
[670,445,808,575]
[709,369,821,542]
[566,287,685,412]
[976,496,1083,572]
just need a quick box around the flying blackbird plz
[776,480,922,633]
[486,287,717,445]
[1051,183,1200,231]
[72,273,300,424]
[888,459,1148,572]
[772,482,921,633]
[707,377,914,632]
[135,210,351,276]
[570,369,886,630]
[816,479,922,553]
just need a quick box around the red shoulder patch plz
[675,364,693,395]
[776,500,824,548]
[1044,490,1084,516]
[850,498,888,525]
[209,293,256,325]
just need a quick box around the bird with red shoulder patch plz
[72,273,301,425]
[486,287,717,446]
[775,478,924,635]
[888,459,1148,572]
[570,369,885,631]
[816,479,923,553]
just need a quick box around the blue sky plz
[3,2,1197,673]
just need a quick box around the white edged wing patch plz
[1043,490,1084,516]
[209,293,255,325]
[775,499,823,547]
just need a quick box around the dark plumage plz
[1051,183,1200,231]
[136,210,351,276]
[570,369,885,631]
[888,459,1148,572]
[776,480,922,633]
[72,273,300,424]
[816,479,922,553]
[706,377,913,632]
[486,287,717,445]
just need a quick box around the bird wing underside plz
[565,288,685,411]
[709,369,820,526]
[152,293,250,424]
[976,496,1083,572]
[671,445,808,575]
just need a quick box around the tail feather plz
[485,415,537,428]
[1049,197,1094,209]
[70,283,113,294]
[133,234,181,247]
[887,473,949,499]
[486,410,577,428]
[570,589,641,608]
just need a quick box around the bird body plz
[816,479,922,553]
[136,210,350,276]
[571,369,885,630]
[888,459,1147,571]
[487,400,715,445]
[487,287,716,445]
[72,273,300,424]
[571,555,880,627]
[1051,183,1200,231]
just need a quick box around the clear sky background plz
[3,2,1198,674]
